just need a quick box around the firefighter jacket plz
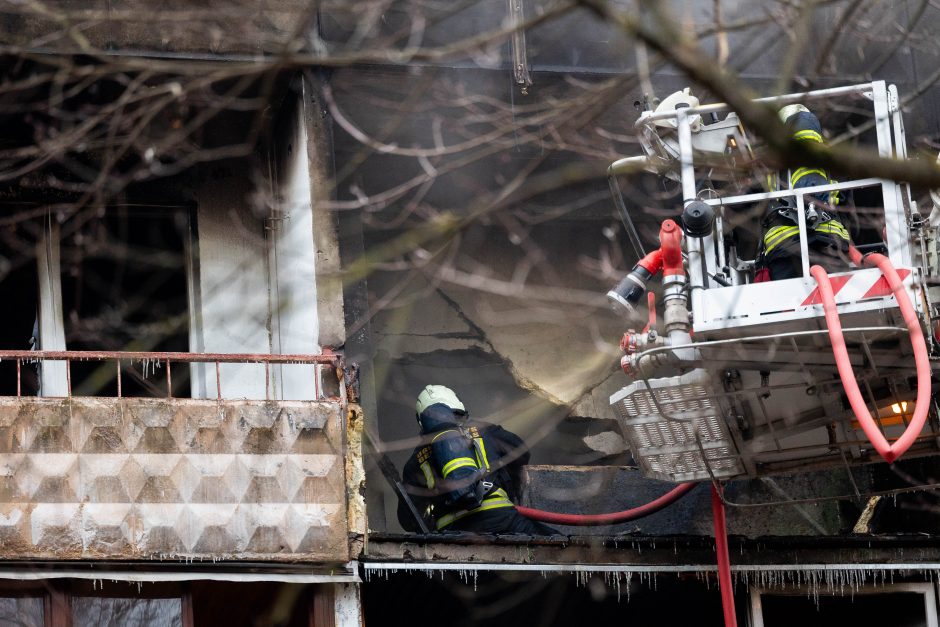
[762,109,850,261]
[397,405,529,532]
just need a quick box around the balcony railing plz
[1,350,342,400]
[0,348,356,561]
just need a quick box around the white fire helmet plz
[415,384,466,415]
[778,103,810,123]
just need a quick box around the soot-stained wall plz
[331,4,940,535]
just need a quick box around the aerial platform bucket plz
[610,369,744,482]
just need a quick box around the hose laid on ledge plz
[811,248,931,463]
[515,482,699,525]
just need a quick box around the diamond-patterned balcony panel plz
[0,397,350,562]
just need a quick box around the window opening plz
[60,206,190,397]
[751,584,938,627]
[0,219,40,396]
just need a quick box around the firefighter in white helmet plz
[397,384,556,534]
[759,104,852,280]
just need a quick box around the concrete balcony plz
[0,351,364,566]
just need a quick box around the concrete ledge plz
[521,465,863,536]
[365,534,940,570]
[0,1,313,56]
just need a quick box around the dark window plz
[61,207,191,397]
[0,220,40,396]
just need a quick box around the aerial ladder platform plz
[606,81,940,483]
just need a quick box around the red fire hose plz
[811,248,931,463]
[515,481,698,525]
[711,485,737,627]
[517,482,734,625]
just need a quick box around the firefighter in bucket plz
[759,104,852,281]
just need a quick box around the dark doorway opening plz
[0,219,40,396]
[61,207,191,397]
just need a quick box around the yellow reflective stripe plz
[816,221,850,240]
[764,221,849,254]
[435,495,515,529]
[817,228,849,239]
[431,429,457,442]
[765,237,795,255]
[473,437,490,470]
[764,230,797,251]
[828,185,842,206]
[419,461,435,489]
[441,457,478,477]
[763,225,799,253]
[764,225,796,239]
[816,223,848,234]
[816,219,848,231]
[791,167,828,186]
[793,129,823,143]
[765,172,778,190]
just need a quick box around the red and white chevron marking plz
[800,269,911,307]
